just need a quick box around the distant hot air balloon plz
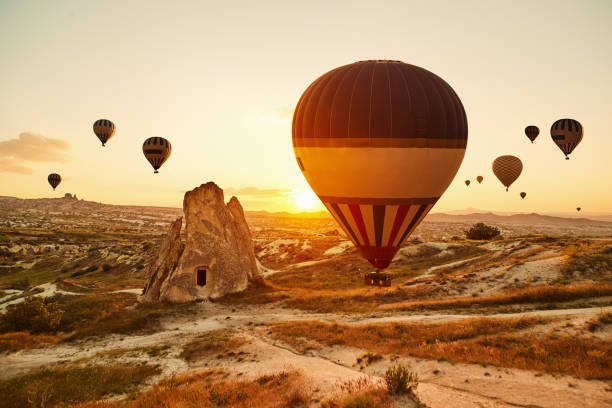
[143,137,172,173]
[520,192,526,199]
[48,173,61,190]
[551,119,583,160]
[93,119,116,146]
[465,180,470,186]
[292,60,467,270]
[476,176,483,184]
[524,126,539,143]
[492,155,522,191]
[577,207,581,212]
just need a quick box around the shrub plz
[8,278,30,290]
[465,223,500,240]
[384,363,418,395]
[0,297,64,333]
[102,263,113,272]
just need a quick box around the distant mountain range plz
[2,195,611,227]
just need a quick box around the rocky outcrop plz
[63,193,78,200]
[140,182,260,303]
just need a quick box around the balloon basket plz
[364,271,391,287]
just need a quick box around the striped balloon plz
[492,155,522,191]
[551,119,583,160]
[476,176,483,183]
[93,119,116,146]
[524,125,539,143]
[48,173,61,190]
[292,60,467,270]
[143,137,172,173]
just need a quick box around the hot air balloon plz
[292,60,467,271]
[465,180,470,186]
[492,155,522,191]
[143,137,172,173]
[48,173,61,190]
[577,207,581,212]
[524,126,539,143]
[520,192,526,199]
[476,176,483,184]
[93,119,116,146]
[551,119,583,159]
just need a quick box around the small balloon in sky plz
[551,119,583,160]
[143,137,172,173]
[492,155,522,192]
[93,119,116,147]
[525,125,539,143]
[48,173,61,190]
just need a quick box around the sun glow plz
[292,189,319,211]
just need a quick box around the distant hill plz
[427,212,612,227]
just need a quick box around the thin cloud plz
[0,132,71,173]
[259,106,294,124]
[225,186,290,197]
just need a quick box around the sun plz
[292,189,319,211]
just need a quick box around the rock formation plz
[63,193,78,200]
[141,182,260,303]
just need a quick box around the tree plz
[465,223,500,240]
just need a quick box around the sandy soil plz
[2,301,610,407]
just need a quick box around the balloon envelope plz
[577,207,581,212]
[465,180,470,186]
[476,176,483,183]
[492,155,522,191]
[143,137,172,173]
[520,192,526,199]
[551,119,583,159]
[48,173,61,190]
[93,119,116,146]
[293,60,467,270]
[525,126,539,143]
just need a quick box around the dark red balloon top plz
[292,60,467,148]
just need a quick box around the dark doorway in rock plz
[196,269,207,286]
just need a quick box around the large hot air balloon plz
[93,119,116,146]
[551,119,583,159]
[524,126,539,143]
[143,137,172,173]
[48,173,61,190]
[492,155,522,191]
[292,60,467,270]
[476,176,483,184]
[465,180,470,186]
[520,192,526,199]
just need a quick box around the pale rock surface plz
[141,182,259,302]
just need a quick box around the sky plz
[0,0,611,214]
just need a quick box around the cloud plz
[0,132,71,173]
[224,186,290,197]
[259,106,294,124]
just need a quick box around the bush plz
[465,223,500,240]
[0,297,64,333]
[384,363,418,395]
[102,263,113,272]
[8,278,30,290]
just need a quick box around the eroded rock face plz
[140,182,259,303]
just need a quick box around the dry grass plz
[268,317,612,379]
[321,376,394,408]
[180,329,248,362]
[0,331,60,351]
[560,241,612,283]
[0,363,160,408]
[379,283,612,312]
[586,311,612,332]
[74,370,312,408]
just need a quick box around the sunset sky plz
[1,0,611,214]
